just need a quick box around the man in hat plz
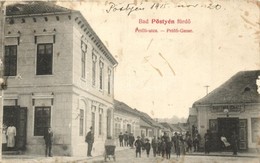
[134,136,142,158]
[85,126,94,157]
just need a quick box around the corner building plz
[190,70,260,151]
[2,2,117,156]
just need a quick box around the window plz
[36,44,53,75]
[4,45,17,76]
[91,112,95,133]
[92,54,97,86]
[108,68,111,94]
[114,123,120,138]
[79,109,84,136]
[99,114,102,135]
[251,118,260,142]
[34,107,51,136]
[99,61,104,90]
[81,41,87,79]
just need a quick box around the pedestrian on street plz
[129,133,135,148]
[180,134,186,155]
[119,132,123,147]
[176,135,181,158]
[231,131,238,155]
[134,136,142,158]
[204,129,212,154]
[151,136,158,157]
[186,134,192,153]
[161,138,166,158]
[157,137,162,156]
[144,138,151,157]
[193,130,201,152]
[85,126,94,157]
[165,137,172,159]
[123,131,129,147]
[171,132,178,154]
[43,127,54,157]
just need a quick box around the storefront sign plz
[211,105,245,113]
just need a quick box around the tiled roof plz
[114,99,163,128]
[193,70,260,105]
[140,119,153,128]
[114,100,140,117]
[160,122,174,131]
[6,2,72,16]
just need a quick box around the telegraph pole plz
[204,85,210,95]
[0,1,5,161]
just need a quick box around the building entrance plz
[213,118,247,151]
[3,106,27,151]
[218,118,239,150]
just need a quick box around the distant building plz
[190,70,260,151]
[2,2,117,156]
[114,100,141,141]
[114,100,163,140]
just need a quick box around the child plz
[144,138,151,157]
[134,136,142,158]
[161,138,166,158]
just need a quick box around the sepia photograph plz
[0,0,259,162]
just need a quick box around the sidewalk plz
[2,146,131,163]
[185,151,260,158]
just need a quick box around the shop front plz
[191,70,260,152]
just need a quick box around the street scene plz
[0,0,260,163]
[2,147,260,163]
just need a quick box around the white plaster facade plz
[2,2,117,157]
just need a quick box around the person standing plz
[118,132,123,147]
[193,130,201,152]
[231,131,238,155]
[86,126,94,157]
[2,123,7,151]
[6,123,16,150]
[171,132,177,154]
[43,127,54,157]
[129,133,135,148]
[186,134,192,153]
[151,136,158,157]
[161,138,166,158]
[157,137,162,156]
[165,138,172,159]
[134,136,142,158]
[144,139,151,157]
[123,131,129,147]
[204,129,212,154]
[176,135,181,158]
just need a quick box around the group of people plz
[118,132,135,148]
[116,131,199,159]
[2,123,54,157]
[132,131,200,159]
[2,123,17,151]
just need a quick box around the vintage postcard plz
[0,0,259,162]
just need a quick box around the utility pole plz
[204,85,210,95]
[0,1,5,161]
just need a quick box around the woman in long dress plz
[7,125,16,149]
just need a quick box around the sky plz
[57,0,260,119]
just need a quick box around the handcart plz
[104,145,116,162]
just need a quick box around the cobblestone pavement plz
[2,148,260,163]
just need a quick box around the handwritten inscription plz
[105,2,222,16]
